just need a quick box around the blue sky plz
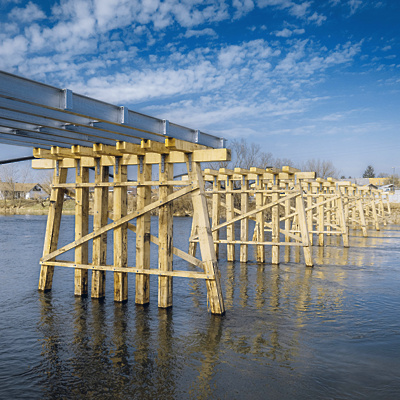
[0,0,399,177]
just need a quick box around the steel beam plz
[0,70,226,149]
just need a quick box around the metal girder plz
[0,70,226,149]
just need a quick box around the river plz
[1,215,400,399]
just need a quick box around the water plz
[1,215,400,399]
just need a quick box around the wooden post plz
[190,161,225,315]
[370,192,380,231]
[240,176,249,262]
[212,177,221,257]
[91,161,109,299]
[136,156,151,305]
[225,172,235,262]
[317,184,324,246]
[255,173,265,263]
[158,155,173,308]
[295,187,313,267]
[114,158,128,302]
[188,211,198,257]
[271,178,280,265]
[74,160,89,296]
[356,191,368,237]
[336,189,349,247]
[307,182,314,245]
[38,165,67,291]
[284,181,291,243]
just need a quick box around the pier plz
[0,71,391,315]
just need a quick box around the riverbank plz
[0,196,194,217]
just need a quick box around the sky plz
[0,0,399,178]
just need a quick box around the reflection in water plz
[2,217,400,399]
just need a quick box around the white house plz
[0,182,48,200]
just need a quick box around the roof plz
[0,182,43,192]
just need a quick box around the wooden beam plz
[93,143,122,157]
[165,137,207,151]
[116,141,144,155]
[42,261,213,280]
[141,139,169,154]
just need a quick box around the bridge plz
[0,71,391,315]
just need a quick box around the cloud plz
[257,0,325,25]
[9,1,46,22]
[348,0,363,14]
[233,0,255,19]
[307,12,326,25]
[274,27,305,37]
[184,28,217,38]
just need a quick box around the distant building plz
[0,182,48,200]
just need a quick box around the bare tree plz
[301,159,339,179]
[0,163,36,209]
[230,138,275,169]
[273,157,296,169]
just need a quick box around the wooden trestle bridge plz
[0,71,391,315]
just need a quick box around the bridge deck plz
[0,70,225,149]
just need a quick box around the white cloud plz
[233,0,255,19]
[9,1,46,22]
[274,27,305,37]
[348,0,362,14]
[274,28,293,37]
[184,28,217,38]
[0,35,28,68]
[256,0,325,25]
[307,12,326,26]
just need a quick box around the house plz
[0,182,48,200]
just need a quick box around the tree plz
[301,159,339,179]
[363,165,375,178]
[230,138,274,169]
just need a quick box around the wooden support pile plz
[191,168,391,268]
[300,177,349,247]
[191,166,315,267]
[34,140,231,315]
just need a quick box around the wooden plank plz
[74,161,89,296]
[91,162,109,298]
[38,166,67,291]
[42,261,213,279]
